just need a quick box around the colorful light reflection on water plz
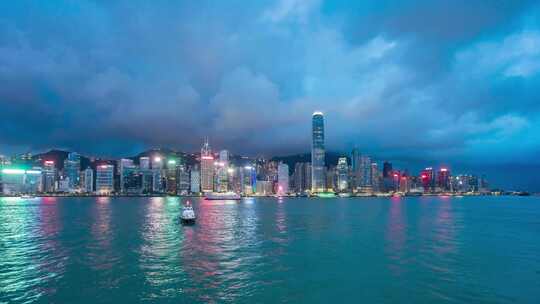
[0,196,539,303]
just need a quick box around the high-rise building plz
[42,160,56,193]
[382,161,393,178]
[82,167,94,193]
[200,138,214,193]
[0,167,42,195]
[190,168,200,194]
[360,155,372,188]
[420,167,435,192]
[351,148,361,190]
[371,163,379,192]
[119,158,135,193]
[311,111,325,192]
[337,157,349,192]
[139,157,150,170]
[277,163,289,195]
[96,165,114,194]
[64,152,81,191]
[177,165,190,195]
[437,167,451,191]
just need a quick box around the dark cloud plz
[0,0,539,189]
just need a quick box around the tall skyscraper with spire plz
[200,138,214,193]
[311,111,325,192]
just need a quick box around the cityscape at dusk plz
[0,1,539,304]
[1,112,500,197]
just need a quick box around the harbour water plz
[0,196,539,303]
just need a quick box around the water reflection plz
[385,197,407,276]
[0,197,66,303]
[138,197,183,299]
[180,198,261,302]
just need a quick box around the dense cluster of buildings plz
[0,112,490,196]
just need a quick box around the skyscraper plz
[200,138,214,193]
[382,161,393,178]
[64,152,81,190]
[83,167,94,193]
[351,148,361,190]
[360,155,372,188]
[337,157,349,192]
[277,163,289,195]
[311,111,325,192]
[190,167,200,194]
[96,165,114,194]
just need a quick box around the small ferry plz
[20,194,36,199]
[204,192,241,200]
[180,201,196,225]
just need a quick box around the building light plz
[2,169,25,174]
[201,156,214,160]
[227,168,234,174]
[154,156,162,162]
[44,160,54,165]
[168,160,176,165]
[244,166,253,170]
[26,170,42,175]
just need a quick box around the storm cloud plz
[0,0,539,188]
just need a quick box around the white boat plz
[20,194,36,199]
[204,192,241,200]
[338,193,351,197]
[180,202,196,224]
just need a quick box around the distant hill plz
[271,152,350,173]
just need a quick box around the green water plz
[0,196,539,303]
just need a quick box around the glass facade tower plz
[311,112,325,192]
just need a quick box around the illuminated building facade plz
[311,112,325,192]
[200,138,214,193]
[336,157,349,192]
[96,165,114,194]
[64,152,81,190]
[0,167,42,194]
[277,163,289,195]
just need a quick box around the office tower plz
[42,160,56,192]
[360,155,372,188]
[190,168,200,194]
[382,161,393,178]
[177,165,190,195]
[437,167,451,191]
[166,158,178,194]
[152,170,163,193]
[96,165,114,194]
[0,167,42,195]
[420,167,435,192]
[351,148,361,190]
[293,162,307,193]
[242,165,256,195]
[277,163,289,195]
[119,158,135,193]
[139,157,150,170]
[219,150,229,165]
[326,166,336,191]
[217,150,230,192]
[83,167,94,193]
[311,111,325,192]
[337,157,349,192]
[200,138,214,192]
[64,152,81,190]
[371,163,379,192]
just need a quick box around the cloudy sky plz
[1,1,539,189]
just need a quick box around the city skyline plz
[0,1,539,191]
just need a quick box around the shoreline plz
[1,193,535,199]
